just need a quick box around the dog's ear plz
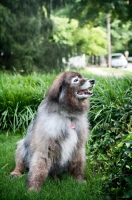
[46,73,66,102]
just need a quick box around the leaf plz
[125,176,132,185]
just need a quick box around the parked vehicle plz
[127,57,132,62]
[111,53,128,68]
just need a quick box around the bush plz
[87,76,132,199]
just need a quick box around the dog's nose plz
[89,79,95,85]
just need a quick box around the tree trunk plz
[107,14,111,68]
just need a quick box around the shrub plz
[87,76,132,199]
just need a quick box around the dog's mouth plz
[77,88,93,95]
[76,88,93,99]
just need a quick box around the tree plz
[66,0,132,56]
[1,0,131,72]
[52,16,107,56]
[111,20,132,53]
[73,25,107,55]
[69,0,132,24]
[0,0,67,72]
[0,1,48,70]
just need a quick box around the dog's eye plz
[71,76,80,84]
[74,78,78,82]
[72,77,79,83]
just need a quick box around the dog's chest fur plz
[61,127,78,165]
[27,106,88,169]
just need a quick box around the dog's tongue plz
[78,89,92,95]
[78,89,88,95]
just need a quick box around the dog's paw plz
[28,187,40,192]
[28,183,42,192]
[74,175,84,182]
[10,171,22,178]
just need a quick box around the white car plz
[111,53,128,68]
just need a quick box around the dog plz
[10,71,95,191]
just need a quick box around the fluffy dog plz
[10,71,95,191]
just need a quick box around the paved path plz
[87,65,132,76]
[87,66,109,76]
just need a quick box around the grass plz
[0,70,131,138]
[0,70,132,199]
[0,72,57,132]
[0,133,104,200]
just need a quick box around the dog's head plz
[46,71,95,112]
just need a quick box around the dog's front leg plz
[27,152,51,191]
[10,141,25,177]
[70,148,86,181]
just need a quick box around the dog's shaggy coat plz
[10,71,95,191]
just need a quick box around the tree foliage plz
[69,0,132,24]
[111,20,132,53]
[52,16,107,56]
[0,0,72,72]
[73,25,107,55]
[54,0,132,55]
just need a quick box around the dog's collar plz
[54,109,76,129]
[70,123,75,129]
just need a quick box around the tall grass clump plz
[86,75,132,199]
[0,72,57,132]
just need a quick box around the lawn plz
[0,133,104,200]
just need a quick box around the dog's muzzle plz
[76,79,95,99]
